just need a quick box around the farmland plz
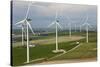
[12,31,97,66]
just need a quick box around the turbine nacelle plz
[56,20,59,22]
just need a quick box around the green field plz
[12,31,97,66]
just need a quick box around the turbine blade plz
[48,21,55,27]
[81,16,85,23]
[32,4,46,8]
[25,3,32,19]
[81,22,87,26]
[26,21,35,35]
[81,22,92,29]
[87,23,92,28]
[82,14,89,26]
[31,1,46,8]
[85,15,88,23]
[56,22,63,29]
[55,10,58,20]
[15,19,25,25]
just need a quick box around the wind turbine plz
[82,15,91,43]
[67,23,72,38]
[15,23,25,46]
[79,25,82,32]
[15,3,35,63]
[66,17,72,38]
[79,16,85,32]
[48,10,65,53]
[75,24,77,32]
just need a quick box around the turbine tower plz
[48,10,65,53]
[75,24,77,32]
[79,25,82,32]
[67,23,71,38]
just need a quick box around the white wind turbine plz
[82,15,91,43]
[74,23,77,32]
[67,22,72,38]
[79,16,85,32]
[66,17,77,37]
[66,17,72,38]
[48,10,65,53]
[15,23,25,46]
[79,25,82,32]
[15,3,35,63]
[73,20,78,33]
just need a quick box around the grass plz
[12,31,97,66]
[49,32,97,60]
[50,43,97,60]
[12,41,78,66]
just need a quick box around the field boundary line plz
[24,58,45,64]
[48,43,83,60]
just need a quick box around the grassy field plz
[12,31,97,66]
[49,42,97,60]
